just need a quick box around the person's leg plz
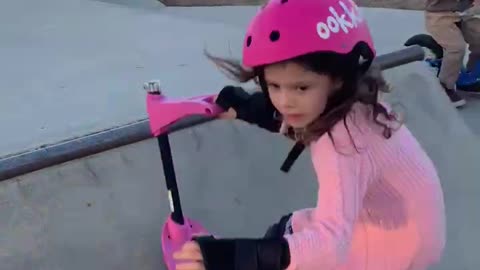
[461,16,480,71]
[425,11,466,107]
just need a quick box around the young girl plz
[173,0,446,269]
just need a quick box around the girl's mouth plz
[284,114,305,122]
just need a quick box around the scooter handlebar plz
[146,90,224,136]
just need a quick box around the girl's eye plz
[297,86,309,91]
[268,84,280,90]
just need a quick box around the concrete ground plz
[0,0,479,269]
[1,0,480,158]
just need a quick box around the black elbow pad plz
[193,236,291,270]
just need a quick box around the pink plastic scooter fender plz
[145,88,223,270]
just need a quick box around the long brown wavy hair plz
[205,49,402,149]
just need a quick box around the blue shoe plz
[457,70,480,93]
[457,61,480,93]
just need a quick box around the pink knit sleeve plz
[284,130,374,270]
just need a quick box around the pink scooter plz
[144,80,224,270]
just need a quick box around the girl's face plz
[264,61,341,129]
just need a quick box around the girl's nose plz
[277,89,295,109]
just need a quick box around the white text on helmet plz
[316,0,364,40]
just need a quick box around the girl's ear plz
[331,78,344,93]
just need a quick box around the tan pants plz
[425,10,480,89]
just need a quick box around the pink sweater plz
[284,103,446,270]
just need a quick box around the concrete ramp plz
[1,62,480,270]
[0,0,246,157]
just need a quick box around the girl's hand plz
[173,241,206,270]
[218,107,237,119]
[214,94,237,119]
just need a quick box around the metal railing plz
[0,45,425,181]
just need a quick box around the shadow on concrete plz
[92,0,165,9]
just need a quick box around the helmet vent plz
[270,30,280,42]
[246,36,252,47]
[281,0,288,3]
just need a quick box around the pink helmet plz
[242,0,376,69]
